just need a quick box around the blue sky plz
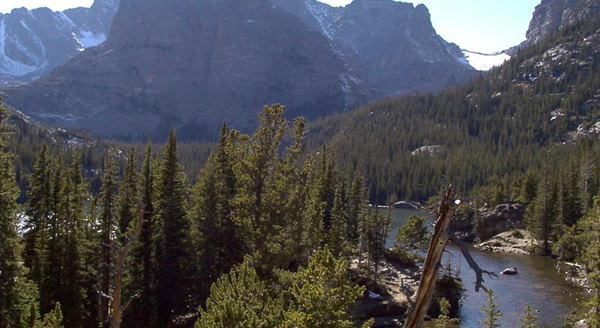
[0,0,540,53]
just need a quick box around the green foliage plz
[305,13,600,204]
[0,102,39,328]
[196,261,284,328]
[196,248,370,328]
[42,303,65,328]
[479,289,502,328]
[395,215,428,254]
[283,248,367,328]
[435,298,455,328]
[155,128,192,326]
[518,304,538,328]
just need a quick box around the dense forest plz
[3,7,600,328]
[306,12,600,203]
[1,103,408,328]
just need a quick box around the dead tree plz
[102,200,144,328]
[404,186,497,328]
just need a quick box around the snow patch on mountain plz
[305,0,335,39]
[461,50,511,71]
[0,20,39,76]
[76,30,106,48]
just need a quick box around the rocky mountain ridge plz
[526,0,600,44]
[0,0,119,88]
[1,0,476,140]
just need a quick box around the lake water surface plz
[386,209,587,328]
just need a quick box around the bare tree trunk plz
[105,201,144,328]
[403,186,496,328]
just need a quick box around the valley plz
[1,0,600,328]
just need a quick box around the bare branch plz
[121,293,140,313]
[404,186,454,328]
[448,233,498,293]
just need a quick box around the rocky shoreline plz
[350,258,421,327]
[475,229,538,255]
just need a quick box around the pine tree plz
[283,247,369,328]
[195,262,284,328]
[315,147,338,234]
[43,303,65,328]
[347,174,366,245]
[327,184,349,258]
[518,304,538,328]
[99,153,118,325]
[56,164,87,328]
[395,215,428,255]
[479,289,502,328]
[582,197,600,327]
[125,143,156,328]
[0,102,39,328]
[118,149,139,240]
[531,166,557,255]
[190,125,243,303]
[155,128,191,326]
[24,144,52,287]
[435,298,453,328]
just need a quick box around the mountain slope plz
[0,0,119,87]
[306,11,600,202]
[2,0,476,140]
[526,0,600,43]
[270,0,476,95]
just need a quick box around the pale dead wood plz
[404,186,496,328]
[107,199,144,328]
[404,187,454,328]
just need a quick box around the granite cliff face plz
[270,0,475,95]
[526,0,600,43]
[0,0,119,87]
[2,0,476,140]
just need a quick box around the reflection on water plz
[386,209,587,328]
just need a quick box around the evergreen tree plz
[519,169,537,205]
[190,125,243,303]
[155,128,191,326]
[24,144,52,287]
[0,102,39,328]
[41,156,65,315]
[195,262,284,328]
[435,298,453,328]
[327,184,349,258]
[479,289,502,328]
[518,304,538,328]
[118,149,139,240]
[125,143,156,328]
[582,197,600,327]
[395,215,429,255]
[283,247,370,328]
[99,153,118,325]
[531,166,557,255]
[347,174,366,245]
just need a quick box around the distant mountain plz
[526,0,600,44]
[2,0,476,141]
[0,0,119,88]
[269,0,476,94]
[304,10,600,202]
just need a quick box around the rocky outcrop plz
[476,230,538,255]
[350,258,421,328]
[452,203,526,242]
[270,0,476,95]
[0,0,119,88]
[526,0,600,44]
[2,0,476,141]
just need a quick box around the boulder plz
[393,201,419,210]
[476,203,526,240]
[501,267,518,275]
